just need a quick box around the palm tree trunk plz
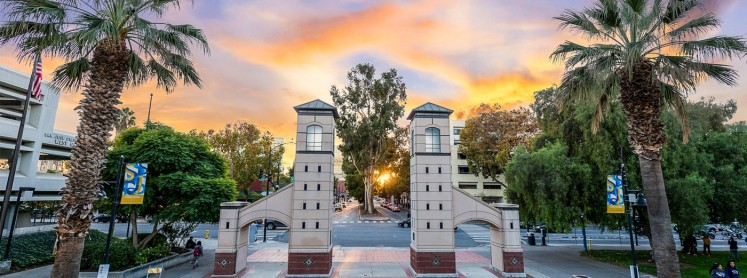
[619,62,681,277]
[51,39,129,277]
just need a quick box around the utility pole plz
[146,93,153,127]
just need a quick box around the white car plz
[334,203,343,212]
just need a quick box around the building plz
[0,65,73,228]
[450,120,506,203]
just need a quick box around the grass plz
[583,250,746,278]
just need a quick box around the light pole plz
[103,156,125,265]
[581,212,588,253]
[3,187,35,260]
[146,93,153,127]
[262,140,294,242]
[621,163,647,278]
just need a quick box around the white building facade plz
[450,120,506,204]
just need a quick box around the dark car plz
[265,219,288,230]
[92,214,127,223]
[398,218,411,228]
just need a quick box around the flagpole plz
[0,54,41,258]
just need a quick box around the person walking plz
[713,263,727,278]
[703,234,712,257]
[186,236,196,249]
[730,237,740,262]
[726,261,741,278]
[191,241,203,269]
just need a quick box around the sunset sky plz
[1,0,746,164]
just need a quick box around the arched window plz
[425,127,440,153]
[306,125,322,151]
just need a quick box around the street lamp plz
[621,163,647,278]
[262,140,294,242]
[3,187,35,260]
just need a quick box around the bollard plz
[587,239,592,251]
[205,230,209,239]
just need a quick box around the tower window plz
[425,167,429,174]
[316,222,320,229]
[439,204,443,210]
[439,185,442,192]
[303,203,307,210]
[440,222,443,229]
[304,165,308,172]
[425,127,441,152]
[316,202,320,209]
[302,222,306,229]
[427,222,431,229]
[426,203,430,210]
[306,125,322,151]
[303,184,307,191]
[438,167,442,174]
[426,185,429,192]
[318,165,322,172]
[317,184,321,191]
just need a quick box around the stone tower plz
[287,99,338,276]
[407,102,457,276]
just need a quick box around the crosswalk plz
[333,220,397,224]
[457,224,491,246]
[257,230,287,240]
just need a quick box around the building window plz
[483,182,504,190]
[438,185,442,192]
[316,222,320,229]
[458,166,470,174]
[427,222,430,229]
[457,153,467,160]
[440,222,443,229]
[304,165,308,172]
[425,167,429,174]
[306,125,322,151]
[438,167,442,174]
[426,185,430,191]
[425,127,440,152]
[458,182,477,189]
[453,128,461,135]
[426,203,430,210]
[302,222,306,229]
[303,203,307,209]
[303,184,308,190]
[317,184,321,191]
[316,202,320,209]
[318,165,322,172]
[439,203,443,210]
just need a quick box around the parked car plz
[334,203,343,212]
[265,219,287,230]
[398,218,411,228]
[391,205,401,212]
[92,214,127,223]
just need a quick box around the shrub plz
[127,232,167,248]
[80,238,135,271]
[0,230,57,270]
[134,245,170,265]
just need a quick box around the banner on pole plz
[121,163,147,205]
[606,174,624,214]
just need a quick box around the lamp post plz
[3,187,35,260]
[103,156,125,265]
[263,140,294,242]
[621,163,647,278]
[146,93,153,128]
[581,212,588,253]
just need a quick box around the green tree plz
[331,63,407,214]
[459,104,540,183]
[114,107,137,136]
[550,1,747,275]
[103,126,236,249]
[0,1,209,275]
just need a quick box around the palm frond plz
[660,82,690,142]
[51,57,90,91]
[147,58,176,90]
[554,10,601,38]
[3,0,67,22]
[681,36,747,60]
[662,0,699,24]
[587,0,622,29]
[126,50,148,87]
[623,0,646,14]
[162,52,201,88]
[166,24,209,54]
[667,13,720,39]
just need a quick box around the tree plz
[103,126,236,249]
[459,103,540,183]
[550,1,747,275]
[331,64,407,214]
[0,1,209,275]
[191,122,282,200]
[114,107,137,136]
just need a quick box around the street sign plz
[97,264,109,278]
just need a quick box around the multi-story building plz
[0,65,74,227]
[449,120,506,203]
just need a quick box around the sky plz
[1,0,746,164]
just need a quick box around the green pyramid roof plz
[406,102,453,120]
[294,99,339,118]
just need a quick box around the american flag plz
[31,56,43,101]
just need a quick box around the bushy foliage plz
[0,230,57,270]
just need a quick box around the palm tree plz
[114,107,137,136]
[550,0,746,276]
[0,0,209,276]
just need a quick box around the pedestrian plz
[687,233,698,255]
[730,237,740,262]
[191,241,203,269]
[703,234,712,257]
[713,263,727,278]
[726,261,741,278]
[186,236,196,249]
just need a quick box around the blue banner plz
[606,174,624,214]
[121,163,148,205]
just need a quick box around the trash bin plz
[249,223,258,243]
[527,232,536,246]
